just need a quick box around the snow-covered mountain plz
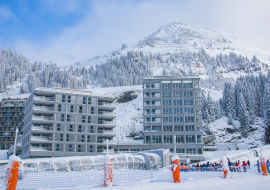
[85,22,270,69]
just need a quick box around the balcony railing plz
[0,118,7,121]
[34,96,55,102]
[32,116,54,121]
[30,147,52,151]
[97,139,116,144]
[0,128,5,131]
[97,149,114,153]
[10,108,22,112]
[18,103,25,107]
[9,117,21,121]
[33,105,54,111]
[16,123,23,126]
[3,103,15,107]
[31,136,53,141]
[97,130,116,135]
[98,111,116,116]
[0,132,12,137]
[2,122,13,126]
[8,127,16,131]
[7,137,15,141]
[97,120,115,125]
[98,102,116,107]
[32,125,53,131]
[2,112,14,116]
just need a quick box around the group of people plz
[255,160,270,173]
[227,160,250,172]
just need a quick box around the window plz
[198,148,203,154]
[86,97,91,105]
[186,148,196,154]
[145,136,150,143]
[184,91,193,97]
[162,91,171,97]
[58,105,61,112]
[145,84,150,89]
[183,82,193,88]
[185,116,194,122]
[197,135,202,143]
[174,125,184,131]
[152,126,161,131]
[88,116,91,123]
[57,124,60,131]
[69,144,72,152]
[151,84,155,88]
[146,118,150,122]
[78,125,82,132]
[145,101,150,105]
[87,135,90,143]
[90,126,94,133]
[174,116,183,122]
[152,117,156,122]
[163,100,171,105]
[61,114,64,122]
[173,83,182,89]
[185,125,195,131]
[176,149,184,153]
[186,135,195,143]
[176,135,184,143]
[89,145,93,152]
[152,93,155,97]
[145,93,150,97]
[66,134,69,142]
[67,96,71,103]
[184,108,194,114]
[162,83,171,89]
[82,116,85,123]
[67,115,70,122]
[146,109,150,114]
[152,101,155,105]
[91,107,94,114]
[163,117,172,122]
[152,109,156,114]
[79,106,82,113]
[69,125,73,132]
[163,108,172,114]
[70,105,74,112]
[83,97,86,104]
[145,126,151,131]
[173,91,182,97]
[163,135,172,143]
[62,95,65,102]
[60,134,63,141]
[163,125,172,131]
[184,99,193,105]
[56,144,59,151]
[152,136,161,143]
[173,99,182,106]
[77,145,81,152]
[174,108,183,114]
[81,135,85,142]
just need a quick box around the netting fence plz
[0,167,173,190]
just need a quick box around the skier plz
[266,160,270,173]
[247,160,250,169]
[255,160,261,173]
[237,160,242,172]
[242,161,247,172]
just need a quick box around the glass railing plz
[98,102,116,107]
[30,146,52,151]
[2,122,13,126]
[32,116,54,121]
[2,112,14,116]
[33,105,54,111]
[18,103,25,107]
[3,103,15,107]
[97,139,116,144]
[97,130,116,135]
[98,120,115,125]
[98,111,115,116]
[31,125,53,131]
[34,96,55,102]
[31,136,53,141]
[7,137,15,141]
[0,132,12,136]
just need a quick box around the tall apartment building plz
[20,88,116,159]
[0,98,26,150]
[142,76,204,155]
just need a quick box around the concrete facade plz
[0,98,26,150]
[20,88,116,159]
[142,76,204,155]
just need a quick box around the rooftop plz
[144,75,200,80]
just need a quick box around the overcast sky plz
[0,0,269,65]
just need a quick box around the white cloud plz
[14,0,270,65]
[0,5,16,19]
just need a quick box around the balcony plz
[98,111,116,116]
[10,108,22,112]
[7,137,15,142]
[18,102,25,107]
[31,136,53,142]
[31,125,53,132]
[2,112,14,117]
[97,120,115,125]
[97,139,116,145]
[2,122,13,126]
[0,128,5,131]
[30,146,52,151]
[32,116,54,122]
[0,132,12,137]
[33,105,54,112]
[16,122,23,126]
[98,102,116,108]
[10,117,21,121]
[8,127,16,131]
[34,96,55,102]
[97,130,116,136]
[97,149,115,153]
[0,118,7,121]
[3,103,15,107]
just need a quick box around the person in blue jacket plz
[255,160,261,173]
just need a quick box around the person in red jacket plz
[242,161,248,172]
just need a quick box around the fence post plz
[171,155,180,183]
[104,140,113,187]
[6,155,20,190]
[220,156,231,178]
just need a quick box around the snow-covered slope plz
[85,22,270,68]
